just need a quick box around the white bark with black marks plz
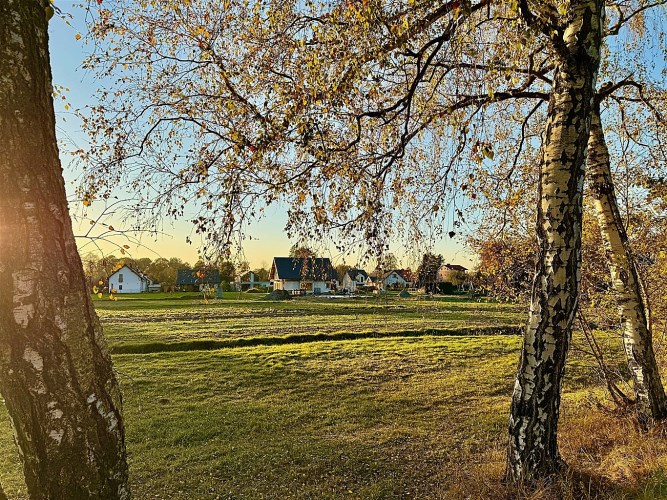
[588,101,667,424]
[506,0,604,483]
[0,0,130,497]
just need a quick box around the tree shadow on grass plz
[110,325,523,354]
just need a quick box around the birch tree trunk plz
[506,0,604,482]
[0,1,130,497]
[588,102,667,423]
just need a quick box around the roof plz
[177,268,222,285]
[396,269,414,281]
[346,268,369,280]
[270,257,337,281]
[443,264,468,272]
[109,264,156,284]
[383,269,413,282]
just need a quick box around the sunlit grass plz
[0,295,665,498]
[95,293,525,351]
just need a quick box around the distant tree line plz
[80,253,271,292]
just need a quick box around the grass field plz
[2,293,667,498]
[99,293,523,353]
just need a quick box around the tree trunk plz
[587,101,667,423]
[0,1,130,498]
[505,0,604,483]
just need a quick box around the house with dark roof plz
[340,268,371,292]
[176,268,222,292]
[270,257,337,294]
[382,269,414,289]
[108,264,159,293]
[437,264,469,284]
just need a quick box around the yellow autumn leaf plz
[97,293,103,299]
[75,33,81,40]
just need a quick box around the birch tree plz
[504,0,605,481]
[77,0,667,484]
[459,0,667,427]
[0,0,130,497]
[589,6,667,423]
[586,80,667,422]
[470,88,667,425]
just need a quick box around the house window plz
[118,273,124,283]
[119,285,123,290]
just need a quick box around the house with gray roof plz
[269,257,337,294]
[176,268,222,292]
[340,268,371,292]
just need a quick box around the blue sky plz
[46,2,474,270]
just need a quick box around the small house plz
[340,268,371,292]
[270,257,337,294]
[108,265,158,294]
[438,264,468,284]
[176,268,222,292]
[382,269,413,289]
[234,271,272,291]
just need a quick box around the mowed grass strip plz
[96,293,525,351]
[93,292,524,317]
[108,325,523,354]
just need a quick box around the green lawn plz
[96,293,525,352]
[1,294,666,498]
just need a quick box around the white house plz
[108,265,158,294]
[382,269,413,289]
[234,271,272,291]
[270,257,337,294]
[340,268,371,292]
